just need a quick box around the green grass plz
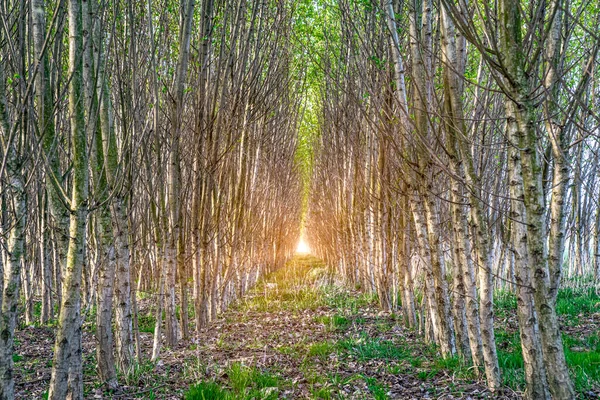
[123,360,158,386]
[365,376,389,400]
[494,290,518,319]
[496,327,524,387]
[323,287,377,314]
[495,286,600,324]
[493,287,600,393]
[432,356,475,379]
[496,331,600,392]
[566,348,600,391]
[185,382,232,400]
[187,258,600,399]
[308,341,335,358]
[314,314,350,331]
[244,256,329,313]
[556,287,600,321]
[137,313,156,333]
[311,387,333,399]
[337,335,410,361]
[185,363,283,400]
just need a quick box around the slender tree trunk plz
[96,26,136,372]
[48,0,88,396]
[41,196,54,324]
[81,0,119,386]
[594,204,600,280]
[498,0,575,396]
[164,0,196,347]
[423,191,456,356]
[152,255,166,361]
[410,192,442,348]
[0,58,27,399]
[439,5,498,384]
[34,0,70,310]
[506,103,550,400]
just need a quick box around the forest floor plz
[12,255,600,399]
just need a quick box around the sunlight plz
[296,236,311,254]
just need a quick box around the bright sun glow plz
[296,237,311,254]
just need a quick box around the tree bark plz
[48,0,89,396]
[0,56,27,400]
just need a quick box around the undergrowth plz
[495,285,600,392]
[185,362,282,400]
[184,256,600,398]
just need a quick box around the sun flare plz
[296,237,311,254]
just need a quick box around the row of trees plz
[307,0,599,399]
[0,0,304,398]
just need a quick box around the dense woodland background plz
[0,0,599,398]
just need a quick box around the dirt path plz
[175,255,520,399]
[15,256,522,399]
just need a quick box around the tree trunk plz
[0,58,27,399]
[498,0,575,396]
[41,196,54,324]
[48,0,88,396]
[506,102,550,400]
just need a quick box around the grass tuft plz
[338,335,409,361]
[185,382,231,400]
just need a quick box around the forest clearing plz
[1,0,600,398]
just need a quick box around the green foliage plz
[308,341,335,358]
[185,382,232,400]
[185,363,281,400]
[228,363,281,399]
[314,314,350,331]
[432,356,475,380]
[323,287,377,314]
[244,256,329,313]
[138,313,156,333]
[556,287,600,320]
[337,335,409,361]
[365,376,389,400]
[417,370,434,380]
[227,362,252,393]
[494,290,517,318]
[495,286,600,321]
[563,334,600,392]
[311,387,333,399]
[409,357,423,368]
[496,328,600,392]
[493,286,600,392]
[123,360,157,386]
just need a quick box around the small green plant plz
[314,314,350,331]
[556,287,599,321]
[410,357,423,368]
[417,370,435,380]
[185,381,232,400]
[223,362,282,399]
[227,362,252,393]
[337,334,409,361]
[137,313,156,333]
[365,376,389,400]
[323,287,377,314]
[564,336,600,392]
[376,320,393,333]
[432,356,474,379]
[308,341,335,358]
[123,360,156,386]
[494,290,517,318]
[311,386,333,399]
